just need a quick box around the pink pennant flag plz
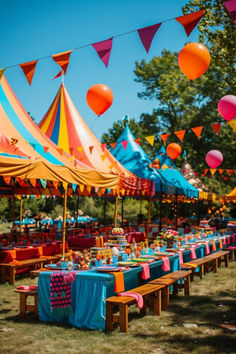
[224,0,236,23]
[92,37,113,67]
[121,140,128,150]
[137,23,161,53]
[176,10,205,36]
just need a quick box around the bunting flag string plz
[202,168,236,176]
[2,9,205,79]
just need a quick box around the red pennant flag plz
[191,126,203,139]
[92,37,113,67]
[16,177,27,187]
[3,176,11,185]
[204,169,208,175]
[211,122,221,135]
[19,60,38,85]
[101,143,106,152]
[137,23,161,53]
[174,130,186,142]
[224,0,236,24]
[160,133,170,144]
[134,138,141,146]
[176,10,205,36]
[227,169,233,176]
[57,148,63,155]
[69,147,73,155]
[110,142,117,149]
[52,50,72,74]
[53,69,63,79]
[43,146,49,154]
[89,146,94,154]
[53,181,59,189]
[121,141,128,150]
[30,178,37,187]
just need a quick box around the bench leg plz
[106,302,114,332]
[20,293,26,319]
[119,304,128,333]
[153,290,161,316]
[184,275,190,296]
[173,282,178,295]
[213,259,218,273]
[162,286,169,310]
[224,254,229,267]
[199,264,203,279]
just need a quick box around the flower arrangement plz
[156,229,179,246]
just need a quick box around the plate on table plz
[96,266,121,272]
[117,261,138,267]
[44,264,63,270]
[141,255,159,260]
[131,258,153,263]
[154,252,171,256]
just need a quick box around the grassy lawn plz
[0,262,235,354]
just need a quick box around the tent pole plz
[175,193,178,231]
[103,197,107,226]
[159,182,163,233]
[147,196,152,241]
[62,189,68,259]
[12,195,15,228]
[114,195,118,227]
[121,197,124,228]
[19,196,23,233]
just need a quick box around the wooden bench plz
[14,288,38,319]
[0,258,47,285]
[213,250,229,267]
[148,270,192,310]
[106,283,165,332]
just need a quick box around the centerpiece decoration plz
[156,229,179,248]
[107,227,129,247]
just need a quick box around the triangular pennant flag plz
[62,181,68,190]
[210,169,217,175]
[137,23,161,53]
[0,68,6,81]
[162,164,168,171]
[120,189,126,196]
[176,10,205,36]
[121,140,128,150]
[87,186,92,194]
[134,138,141,146]
[92,37,113,67]
[40,179,47,188]
[191,126,203,139]
[19,60,38,85]
[57,148,63,155]
[101,153,108,161]
[224,0,236,24]
[228,120,236,133]
[145,135,155,146]
[204,169,208,175]
[53,69,63,79]
[79,185,85,193]
[43,146,49,154]
[30,178,37,187]
[101,143,106,152]
[52,50,72,74]
[89,146,94,154]
[226,169,233,176]
[174,130,186,142]
[95,187,99,193]
[110,142,117,149]
[3,176,11,185]
[218,169,224,175]
[53,181,59,189]
[69,147,73,156]
[211,122,221,135]
[160,133,170,145]
[77,146,83,153]
[16,177,27,187]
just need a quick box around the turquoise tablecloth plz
[38,254,180,331]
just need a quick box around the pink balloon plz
[217,95,236,121]
[206,150,223,169]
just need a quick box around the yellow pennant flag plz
[79,185,84,193]
[145,135,155,146]
[162,164,168,171]
[101,152,108,161]
[0,68,6,81]
[210,169,216,175]
[62,182,68,190]
[120,189,126,196]
[228,120,236,133]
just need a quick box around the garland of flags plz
[0,9,206,83]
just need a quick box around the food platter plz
[96,266,121,272]
[117,261,138,267]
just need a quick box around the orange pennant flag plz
[89,146,94,154]
[210,169,216,175]
[110,142,117,149]
[43,146,49,154]
[218,169,224,175]
[145,135,155,146]
[53,69,63,79]
[159,133,170,145]
[226,169,233,176]
[53,181,59,189]
[134,138,141,146]
[176,10,205,36]
[204,169,208,175]
[69,147,73,156]
[3,176,11,185]
[19,60,38,85]
[87,186,92,194]
[77,146,83,153]
[191,126,203,139]
[57,148,63,155]
[211,123,221,135]
[30,178,37,187]
[52,50,72,74]
[174,130,186,142]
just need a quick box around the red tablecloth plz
[126,232,146,243]
[68,236,108,249]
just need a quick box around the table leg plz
[20,293,26,319]
[105,302,113,332]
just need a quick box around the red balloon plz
[166,143,182,160]
[178,43,211,80]
[86,84,113,116]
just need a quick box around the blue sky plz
[1,0,199,140]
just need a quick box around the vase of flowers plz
[156,229,179,248]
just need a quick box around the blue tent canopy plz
[153,146,199,198]
[110,125,174,193]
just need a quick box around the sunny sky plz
[1,0,199,140]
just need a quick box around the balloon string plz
[90,116,99,131]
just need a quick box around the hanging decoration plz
[205,150,223,169]
[174,130,186,142]
[19,60,38,85]
[92,37,113,67]
[86,84,113,116]
[217,95,236,121]
[52,50,72,74]
[224,0,236,23]
[191,126,203,139]
[175,9,205,36]
[137,23,161,53]
[211,123,221,135]
[166,143,182,160]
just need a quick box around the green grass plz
[0,263,235,354]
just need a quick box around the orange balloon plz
[178,43,211,80]
[166,143,182,160]
[86,84,113,116]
